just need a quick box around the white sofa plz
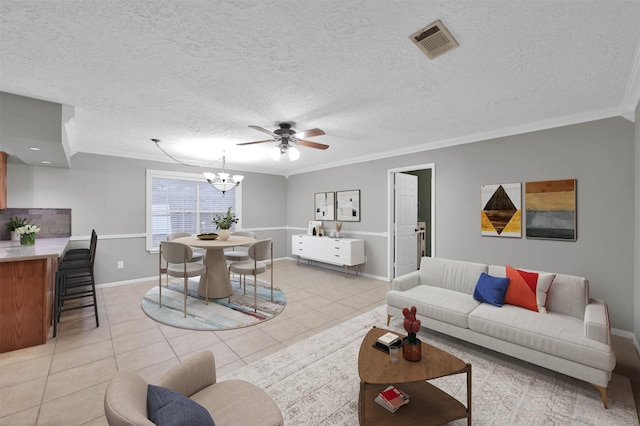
[386,257,616,408]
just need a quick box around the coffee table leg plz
[358,381,365,425]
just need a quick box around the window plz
[146,169,241,251]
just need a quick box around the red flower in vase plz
[402,306,421,344]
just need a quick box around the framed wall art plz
[525,179,576,241]
[336,189,360,222]
[481,183,522,238]
[314,192,335,221]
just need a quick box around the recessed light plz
[41,161,51,164]
[29,147,41,151]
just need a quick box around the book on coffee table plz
[376,332,401,347]
[374,385,409,413]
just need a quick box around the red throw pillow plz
[504,265,539,312]
[504,265,556,313]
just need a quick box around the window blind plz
[148,172,236,250]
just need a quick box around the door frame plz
[387,163,436,280]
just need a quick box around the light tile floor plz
[0,260,389,425]
[1,260,639,425]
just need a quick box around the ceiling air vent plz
[409,19,458,60]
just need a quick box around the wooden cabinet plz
[0,258,56,352]
[0,238,68,353]
[292,234,365,277]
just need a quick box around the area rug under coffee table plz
[221,305,638,425]
[141,277,285,330]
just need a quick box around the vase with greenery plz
[212,207,238,240]
[402,306,422,361]
[6,216,28,242]
[16,224,40,246]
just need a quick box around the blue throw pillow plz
[147,384,215,426]
[473,273,510,307]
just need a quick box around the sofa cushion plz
[419,257,487,295]
[387,286,481,329]
[473,273,510,307]
[468,304,615,371]
[147,384,215,426]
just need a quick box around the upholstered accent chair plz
[104,350,283,425]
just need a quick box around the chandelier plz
[203,153,244,194]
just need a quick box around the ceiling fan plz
[237,123,329,161]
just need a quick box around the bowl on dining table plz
[196,233,218,240]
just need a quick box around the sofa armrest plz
[584,298,611,346]
[157,351,217,397]
[391,270,421,291]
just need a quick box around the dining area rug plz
[141,278,286,330]
[221,305,638,425]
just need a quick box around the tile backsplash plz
[0,208,71,240]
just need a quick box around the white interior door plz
[394,172,418,277]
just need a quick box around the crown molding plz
[287,107,622,176]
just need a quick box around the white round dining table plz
[172,235,256,299]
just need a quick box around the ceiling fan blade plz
[249,125,278,137]
[297,139,330,150]
[237,139,274,146]
[293,128,325,139]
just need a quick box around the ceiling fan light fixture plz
[288,146,300,161]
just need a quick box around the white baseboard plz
[611,327,640,355]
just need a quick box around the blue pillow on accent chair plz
[473,273,510,307]
[147,384,215,426]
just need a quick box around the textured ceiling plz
[1,1,639,175]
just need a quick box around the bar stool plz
[53,233,99,337]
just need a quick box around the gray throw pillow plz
[147,384,215,426]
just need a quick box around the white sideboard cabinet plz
[292,234,365,277]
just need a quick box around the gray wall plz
[5,116,637,332]
[6,153,288,285]
[287,117,635,331]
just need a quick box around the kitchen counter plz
[0,237,69,262]
[0,237,69,353]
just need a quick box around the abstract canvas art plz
[481,183,522,237]
[314,192,335,221]
[525,179,576,241]
[336,190,360,222]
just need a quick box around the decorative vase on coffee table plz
[218,229,231,241]
[402,338,422,362]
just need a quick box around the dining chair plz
[167,232,204,262]
[159,241,208,318]
[224,231,256,284]
[229,239,273,312]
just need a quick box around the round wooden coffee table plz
[358,327,472,425]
